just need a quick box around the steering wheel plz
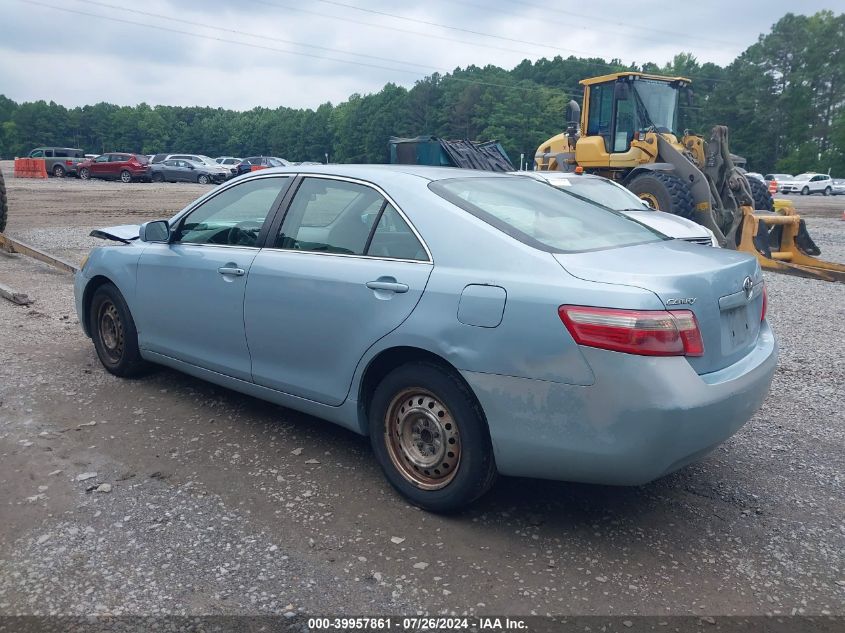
[226,221,262,247]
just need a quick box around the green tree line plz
[0,11,842,175]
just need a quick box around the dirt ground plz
[0,168,844,621]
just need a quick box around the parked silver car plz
[75,165,777,511]
[513,171,718,246]
[150,159,227,184]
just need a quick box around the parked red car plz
[78,153,152,183]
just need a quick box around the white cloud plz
[0,0,836,109]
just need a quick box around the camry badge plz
[666,297,696,306]
[743,276,754,300]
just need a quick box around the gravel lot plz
[0,170,843,620]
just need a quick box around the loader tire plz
[0,168,7,233]
[626,171,695,220]
[746,176,774,212]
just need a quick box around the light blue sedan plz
[75,165,777,512]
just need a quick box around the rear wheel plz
[52,164,66,178]
[824,186,831,196]
[79,167,90,180]
[626,171,695,219]
[0,168,7,233]
[120,170,132,183]
[89,283,150,377]
[745,176,774,211]
[369,362,496,513]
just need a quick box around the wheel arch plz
[620,162,675,186]
[356,345,486,435]
[81,274,117,337]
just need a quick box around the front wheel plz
[52,165,66,178]
[197,174,210,185]
[89,283,150,377]
[120,170,132,183]
[801,186,810,195]
[151,172,164,183]
[79,167,90,180]
[369,362,496,512]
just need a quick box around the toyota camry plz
[75,165,777,512]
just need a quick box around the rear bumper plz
[462,322,777,485]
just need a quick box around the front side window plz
[30,149,44,158]
[95,155,110,163]
[174,177,290,246]
[587,83,613,142]
[431,177,664,253]
[276,178,384,254]
[44,149,54,157]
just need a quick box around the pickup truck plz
[28,147,87,178]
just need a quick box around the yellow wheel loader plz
[535,72,845,282]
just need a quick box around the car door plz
[135,175,293,380]
[90,154,111,177]
[244,176,433,405]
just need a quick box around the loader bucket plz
[737,205,845,283]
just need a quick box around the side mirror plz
[139,220,170,243]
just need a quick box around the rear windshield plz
[430,177,664,253]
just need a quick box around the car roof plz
[251,164,512,182]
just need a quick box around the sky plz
[0,0,838,111]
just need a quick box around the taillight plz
[558,306,704,357]
[761,285,767,322]
[65,160,73,166]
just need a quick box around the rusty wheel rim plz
[384,388,461,490]
[638,192,660,209]
[98,300,124,363]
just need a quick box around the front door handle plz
[366,279,409,293]
[218,266,245,276]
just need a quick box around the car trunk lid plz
[554,239,765,375]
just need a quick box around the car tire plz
[89,283,150,378]
[79,167,90,180]
[626,171,696,219]
[197,174,210,185]
[369,362,497,513]
[801,186,809,196]
[745,176,774,211]
[824,186,831,196]
[152,173,164,183]
[52,165,66,178]
[120,170,132,184]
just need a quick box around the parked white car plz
[778,173,834,196]
[513,171,719,247]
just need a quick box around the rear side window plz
[368,205,427,261]
[276,178,384,254]
[430,177,664,253]
[110,154,129,162]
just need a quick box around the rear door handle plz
[218,266,245,276]
[366,280,409,293]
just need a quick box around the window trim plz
[264,174,433,264]
[168,174,294,249]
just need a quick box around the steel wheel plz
[384,388,461,490]
[52,165,65,178]
[120,170,131,183]
[97,300,124,365]
[638,192,659,209]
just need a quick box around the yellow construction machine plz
[535,72,845,282]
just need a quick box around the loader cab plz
[579,73,687,167]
